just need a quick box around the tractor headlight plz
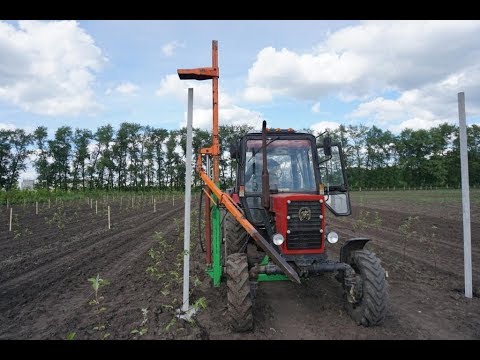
[272,233,285,246]
[327,231,339,244]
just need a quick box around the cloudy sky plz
[1,20,479,138]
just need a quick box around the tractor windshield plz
[244,139,316,193]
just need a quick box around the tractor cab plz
[231,129,351,230]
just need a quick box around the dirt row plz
[0,193,479,339]
[0,197,200,339]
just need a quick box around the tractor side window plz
[318,145,346,188]
[318,143,351,216]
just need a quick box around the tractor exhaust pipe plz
[261,120,270,210]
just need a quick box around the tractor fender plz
[340,238,370,263]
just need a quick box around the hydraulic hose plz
[198,185,205,252]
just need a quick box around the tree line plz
[0,123,252,191]
[325,123,480,189]
[0,122,479,191]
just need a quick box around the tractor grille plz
[286,201,322,249]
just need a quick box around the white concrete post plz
[181,88,194,316]
[458,92,472,298]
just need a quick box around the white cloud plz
[183,106,261,130]
[244,20,480,130]
[156,74,263,130]
[311,102,321,113]
[0,20,106,116]
[156,74,216,107]
[310,121,341,135]
[110,82,140,96]
[161,40,184,57]
[389,118,446,133]
[0,122,17,131]
[87,142,98,155]
[0,122,35,132]
[243,86,273,103]
[245,45,369,102]
[349,97,405,122]
[348,67,480,132]
[19,168,37,181]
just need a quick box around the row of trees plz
[0,123,252,191]
[1,122,479,191]
[328,123,480,188]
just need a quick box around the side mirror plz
[229,142,239,159]
[323,136,332,157]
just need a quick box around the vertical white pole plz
[182,88,194,313]
[36,201,38,215]
[95,200,98,215]
[9,207,12,232]
[48,198,50,208]
[458,92,472,298]
[108,205,111,230]
[154,198,156,213]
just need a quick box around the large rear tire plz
[226,253,254,332]
[345,249,388,326]
[224,211,249,256]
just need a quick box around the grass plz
[1,188,192,207]
[351,188,480,206]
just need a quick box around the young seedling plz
[130,328,147,337]
[398,216,419,264]
[192,297,207,311]
[165,317,176,332]
[192,276,202,288]
[88,274,110,340]
[130,307,149,338]
[429,225,439,280]
[88,274,110,305]
[373,211,382,229]
[353,209,370,231]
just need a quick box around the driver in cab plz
[245,158,281,192]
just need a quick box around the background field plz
[0,189,479,339]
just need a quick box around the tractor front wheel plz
[224,211,249,256]
[226,253,254,332]
[344,249,388,326]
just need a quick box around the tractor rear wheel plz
[224,211,249,256]
[226,253,253,332]
[344,249,388,326]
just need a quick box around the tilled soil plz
[0,192,479,340]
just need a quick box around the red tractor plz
[223,123,388,331]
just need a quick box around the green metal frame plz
[208,224,290,285]
[207,192,222,287]
[257,255,288,282]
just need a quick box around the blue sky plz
[1,20,480,139]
